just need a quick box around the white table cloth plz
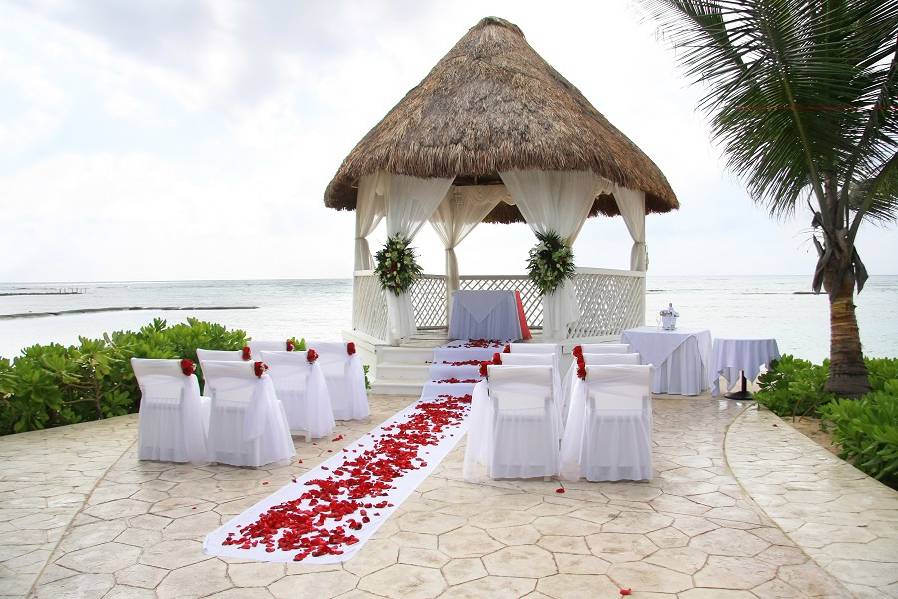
[710,338,780,396]
[449,290,521,341]
[621,326,712,395]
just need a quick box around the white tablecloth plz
[710,338,780,396]
[448,290,522,341]
[621,327,712,395]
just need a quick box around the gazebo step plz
[370,379,424,396]
[376,363,432,382]
[375,346,435,366]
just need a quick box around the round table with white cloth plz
[620,327,712,396]
[709,337,780,396]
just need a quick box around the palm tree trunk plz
[825,267,870,396]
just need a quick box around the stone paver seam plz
[722,404,857,598]
[23,433,138,599]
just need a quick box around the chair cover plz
[463,366,560,481]
[307,341,370,421]
[260,351,335,440]
[249,340,291,358]
[132,359,210,464]
[202,361,295,467]
[561,353,642,422]
[196,349,243,362]
[578,343,630,354]
[500,353,563,425]
[508,343,558,354]
[560,365,653,482]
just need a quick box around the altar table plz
[621,326,712,396]
[448,290,529,341]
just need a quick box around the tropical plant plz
[643,0,898,395]
[374,234,423,296]
[526,230,576,295]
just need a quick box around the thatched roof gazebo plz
[325,16,677,352]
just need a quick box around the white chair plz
[463,365,560,481]
[196,349,244,362]
[306,341,369,421]
[132,358,210,464]
[561,353,642,423]
[508,342,558,355]
[577,343,630,354]
[202,361,296,467]
[260,351,335,441]
[560,364,653,482]
[249,340,291,357]
[499,353,563,424]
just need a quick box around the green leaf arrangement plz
[526,230,575,296]
[374,234,423,296]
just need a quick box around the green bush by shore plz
[0,318,247,435]
[756,355,898,487]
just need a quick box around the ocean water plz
[1,276,896,363]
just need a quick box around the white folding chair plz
[202,361,295,467]
[249,340,291,357]
[499,353,563,423]
[577,343,630,354]
[560,364,653,482]
[131,358,210,464]
[561,353,642,423]
[306,341,369,421]
[486,365,560,479]
[260,351,335,441]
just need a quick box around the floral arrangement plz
[253,361,268,378]
[286,339,295,352]
[180,359,196,376]
[492,353,502,365]
[526,230,576,295]
[347,342,356,356]
[479,362,490,378]
[503,344,511,353]
[288,337,307,351]
[307,349,319,363]
[242,346,252,361]
[572,345,583,359]
[576,355,587,379]
[374,234,423,296]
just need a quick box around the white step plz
[376,363,432,382]
[375,345,435,366]
[370,379,424,396]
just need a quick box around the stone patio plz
[2,393,896,598]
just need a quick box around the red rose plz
[242,346,252,361]
[180,359,196,376]
[253,361,268,378]
[347,342,356,356]
[479,361,489,378]
[307,349,319,363]
[572,345,583,359]
[492,352,502,365]
[286,340,295,352]
[503,344,511,354]
[576,355,587,380]
[619,590,632,596]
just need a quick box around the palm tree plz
[643,0,898,395]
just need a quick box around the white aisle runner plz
[203,339,506,563]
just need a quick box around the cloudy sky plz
[2,0,896,283]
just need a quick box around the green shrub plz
[819,383,898,485]
[0,318,247,436]
[755,355,835,417]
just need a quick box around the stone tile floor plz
[2,393,891,598]
[727,405,898,598]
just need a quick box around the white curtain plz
[354,174,385,270]
[613,185,647,271]
[430,186,506,320]
[499,170,601,341]
[384,173,453,344]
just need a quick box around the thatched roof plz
[324,16,678,222]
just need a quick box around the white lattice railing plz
[361,268,645,342]
[352,271,389,341]
[568,267,646,339]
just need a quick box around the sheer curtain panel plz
[499,170,601,340]
[354,173,385,270]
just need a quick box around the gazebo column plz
[614,186,648,324]
[384,173,453,345]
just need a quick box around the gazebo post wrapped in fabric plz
[383,174,453,344]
